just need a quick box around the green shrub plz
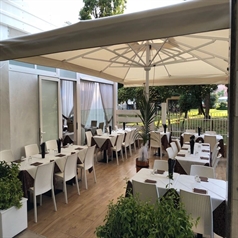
[0,161,23,210]
[95,189,196,238]
[217,102,228,110]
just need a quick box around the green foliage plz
[210,93,218,109]
[79,0,127,20]
[95,189,196,238]
[0,161,23,210]
[217,102,228,110]
[135,94,156,145]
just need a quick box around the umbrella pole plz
[145,44,151,100]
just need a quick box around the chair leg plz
[51,188,57,211]
[63,181,68,204]
[40,194,42,206]
[34,194,37,223]
[75,175,80,195]
[129,145,132,157]
[93,167,97,183]
[121,148,124,161]
[84,169,88,189]
[116,151,119,165]
[124,147,127,159]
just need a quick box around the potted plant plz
[134,94,157,171]
[95,188,197,237]
[0,161,28,237]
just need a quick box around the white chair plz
[77,145,96,189]
[132,180,159,205]
[153,160,168,171]
[0,150,14,162]
[45,139,57,150]
[190,165,215,179]
[185,129,196,133]
[150,131,162,159]
[96,128,103,136]
[166,147,175,159]
[25,144,39,157]
[180,189,213,238]
[170,142,178,156]
[212,144,222,169]
[112,134,124,165]
[85,131,93,146]
[55,153,80,203]
[183,133,193,143]
[204,135,217,152]
[114,125,118,130]
[122,130,132,159]
[205,131,217,135]
[29,162,57,223]
[174,138,181,151]
[129,129,137,152]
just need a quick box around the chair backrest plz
[170,142,178,156]
[180,189,213,237]
[150,132,161,149]
[91,120,97,127]
[124,131,131,146]
[205,131,217,135]
[190,165,215,178]
[25,144,39,157]
[96,129,103,136]
[115,133,124,151]
[64,153,78,181]
[84,145,96,170]
[114,125,118,130]
[0,150,14,162]
[45,140,57,150]
[132,180,159,205]
[129,129,136,144]
[166,147,175,159]
[85,131,93,147]
[212,144,222,168]
[98,122,104,131]
[204,135,217,151]
[34,162,55,196]
[186,129,196,133]
[153,160,168,171]
[183,133,193,143]
[174,138,181,151]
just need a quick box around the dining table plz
[17,145,88,198]
[174,142,211,175]
[130,168,227,237]
[180,132,224,157]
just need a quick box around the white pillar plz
[161,102,167,125]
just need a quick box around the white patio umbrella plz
[0,0,229,91]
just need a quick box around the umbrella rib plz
[149,39,168,66]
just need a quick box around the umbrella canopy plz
[0,0,230,86]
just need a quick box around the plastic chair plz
[98,122,104,131]
[45,139,57,150]
[205,131,217,135]
[180,189,213,238]
[190,165,215,178]
[112,134,124,165]
[78,145,96,189]
[25,144,39,157]
[204,135,217,152]
[85,131,93,147]
[212,143,222,169]
[0,150,14,162]
[96,128,103,136]
[122,130,132,159]
[29,162,57,223]
[174,138,181,151]
[55,153,80,203]
[132,180,159,205]
[170,142,178,156]
[91,120,97,127]
[185,129,196,133]
[183,133,193,143]
[150,132,162,159]
[153,160,168,171]
[129,129,137,152]
[166,147,175,159]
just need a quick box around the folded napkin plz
[56,154,66,157]
[30,162,43,166]
[177,154,185,157]
[155,170,165,174]
[193,188,207,194]
[109,135,114,137]
[62,145,69,148]
[202,144,210,146]
[14,159,24,163]
[202,149,210,152]
[75,147,83,150]
[57,139,62,153]
[71,152,76,154]
[50,160,54,162]
[144,179,157,183]
[200,156,209,160]
[199,176,208,182]
[181,147,188,150]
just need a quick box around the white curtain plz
[61,80,73,125]
[99,83,113,127]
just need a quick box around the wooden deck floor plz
[25,147,227,238]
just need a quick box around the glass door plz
[39,76,62,143]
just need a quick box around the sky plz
[21,0,187,26]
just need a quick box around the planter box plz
[0,198,28,238]
[136,158,149,172]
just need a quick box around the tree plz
[79,0,127,20]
